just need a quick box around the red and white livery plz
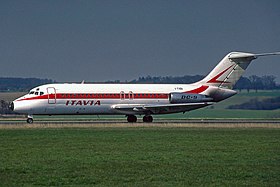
[10,52,280,123]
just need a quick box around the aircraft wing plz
[112,102,214,115]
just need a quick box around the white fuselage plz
[13,83,214,115]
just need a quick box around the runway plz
[0,118,280,129]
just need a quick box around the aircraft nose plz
[9,102,14,111]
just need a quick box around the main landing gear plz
[26,115,33,124]
[127,115,137,123]
[143,115,153,123]
[126,115,153,123]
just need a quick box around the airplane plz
[9,51,280,123]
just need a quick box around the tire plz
[27,118,33,124]
[143,115,153,123]
[127,115,137,123]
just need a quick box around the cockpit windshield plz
[29,91,44,95]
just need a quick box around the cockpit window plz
[35,92,39,95]
[29,91,35,94]
[40,92,44,96]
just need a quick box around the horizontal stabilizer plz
[229,52,280,59]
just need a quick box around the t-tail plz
[193,51,280,102]
[198,52,280,89]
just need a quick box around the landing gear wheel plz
[27,118,33,124]
[143,115,153,123]
[127,115,137,123]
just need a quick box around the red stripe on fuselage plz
[56,93,169,99]
[18,93,169,101]
[18,95,49,101]
[185,85,209,94]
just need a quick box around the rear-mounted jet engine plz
[169,93,213,104]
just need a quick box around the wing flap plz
[112,102,213,115]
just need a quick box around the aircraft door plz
[120,91,125,100]
[129,91,134,100]
[47,87,56,104]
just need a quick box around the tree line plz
[129,75,279,91]
[234,75,278,91]
[0,78,53,92]
[0,75,279,92]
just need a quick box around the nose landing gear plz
[26,115,33,124]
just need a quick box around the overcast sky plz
[1,0,280,82]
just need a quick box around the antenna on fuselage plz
[81,80,85,84]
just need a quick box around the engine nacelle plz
[169,93,213,104]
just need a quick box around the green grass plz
[211,89,280,110]
[184,109,280,119]
[0,128,279,186]
[237,90,280,97]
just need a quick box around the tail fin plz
[198,52,280,89]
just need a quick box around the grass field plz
[0,127,279,186]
